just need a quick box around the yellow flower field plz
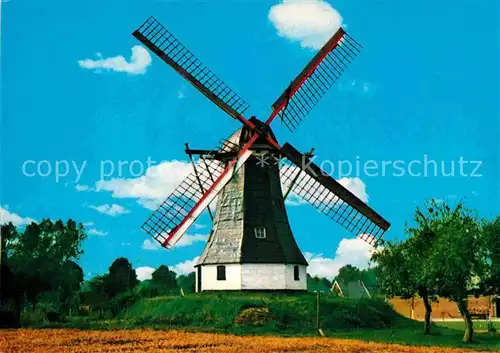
[0,329,475,353]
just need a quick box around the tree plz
[151,265,177,293]
[58,261,84,312]
[483,217,500,296]
[3,219,87,306]
[372,242,415,297]
[424,201,486,343]
[176,273,195,294]
[80,275,110,314]
[105,258,138,298]
[82,258,139,314]
[404,206,440,336]
[307,274,331,292]
[334,265,379,295]
[335,265,362,283]
[373,241,433,332]
[135,280,161,298]
[372,200,441,335]
[361,268,379,295]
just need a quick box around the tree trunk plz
[457,299,473,343]
[422,292,432,335]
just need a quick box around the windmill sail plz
[279,143,390,244]
[142,157,223,249]
[271,28,362,132]
[142,139,255,249]
[133,17,250,121]
[136,15,391,253]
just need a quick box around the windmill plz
[133,16,390,291]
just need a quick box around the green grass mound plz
[120,292,408,334]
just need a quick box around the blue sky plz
[1,0,498,280]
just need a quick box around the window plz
[254,227,266,239]
[217,265,226,281]
[294,265,300,281]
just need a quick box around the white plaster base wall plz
[242,264,307,290]
[284,264,307,290]
[196,263,307,291]
[198,264,242,291]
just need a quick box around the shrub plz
[46,311,61,322]
[110,291,141,316]
[21,301,66,326]
[20,308,46,326]
[235,307,276,325]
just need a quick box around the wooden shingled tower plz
[133,16,391,291]
[196,124,308,290]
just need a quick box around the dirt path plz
[0,329,477,353]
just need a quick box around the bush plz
[135,280,163,298]
[20,300,67,326]
[235,307,276,325]
[488,321,497,333]
[110,290,141,315]
[46,310,61,322]
[21,309,45,326]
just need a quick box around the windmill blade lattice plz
[133,17,250,120]
[142,158,224,249]
[272,29,362,132]
[279,143,389,245]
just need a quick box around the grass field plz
[0,329,487,353]
[434,320,499,331]
[327,326,500,351]
[13,293,499,351]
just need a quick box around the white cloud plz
[136,266,155,281]
[89,203,130,216]
[87,228,108,236]
[0,205,36,226]
[172,256,199,275]
[82,221,95,227]
[78,45,152,75]
[177,85,187,99]
[284,174,369,207]
[136,257,199,280]
[142,233,207,250]
[284,193,308,206]
[75,184,92,192]
[95,160,193,210]
[138,199,164,211]
[305,236,376,280]
[176,233,208,247]
[142,239,161,251]
[338,177,368,203]
[269,0,343,50]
